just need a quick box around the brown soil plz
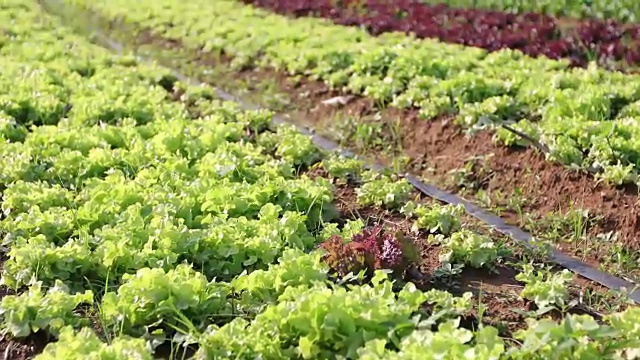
[0,333,49,360]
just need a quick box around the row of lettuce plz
[421,0,640,24]
[242,0,640,69]
[65,0,640,186]
[3,0,640,359]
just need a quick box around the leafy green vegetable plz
[410,203,464,235]
[197,272,428,359]
[0,281,93,338]
[34,326,153,360]
[515,264,574,309]
[356,171,413,209]
[101,265,231,335]
[429,230,502,269]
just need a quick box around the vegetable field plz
[61,0,640,281]
[2,0,640,358]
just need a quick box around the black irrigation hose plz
[40,0,640,304]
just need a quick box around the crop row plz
[64,0,640,186]
[420,0,640,24]
[3,0,640,358]
[242,0,640,69]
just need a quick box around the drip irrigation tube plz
[40,0,640,303]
